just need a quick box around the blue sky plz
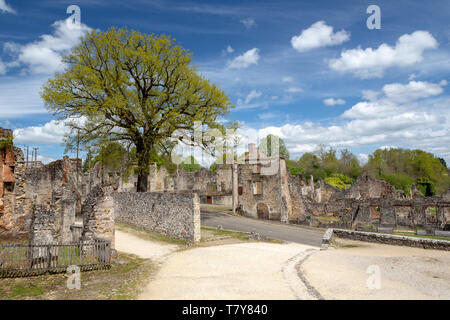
[0,0,449,165]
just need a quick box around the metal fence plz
[0,240,111,278]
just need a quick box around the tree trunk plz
[137,170,148,192]
[136,139,151,192]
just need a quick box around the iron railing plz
[0,239,111,278]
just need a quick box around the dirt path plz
[138,242,317,300]
[115,230,180,260]
[301,239,450,300]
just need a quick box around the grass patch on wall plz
[393,231,450,242]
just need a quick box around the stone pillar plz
[29,205,57,245]
[81,185,116,249]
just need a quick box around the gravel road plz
[301,238,450,299]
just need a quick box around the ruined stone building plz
[0,128,28,239]
[2,124,449,247]
[0,127,84,244]
[83,142,450,234]
[84,161,237,207]
[236,143,291,222]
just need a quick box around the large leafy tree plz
[42,28,232,191]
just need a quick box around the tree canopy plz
[42,27,233,191]
[289,146,449,194]
[293,146,362,184]
[365,148,450,195]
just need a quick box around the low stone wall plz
[323,228,450,251]
[113,192,201,242]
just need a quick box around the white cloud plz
[362,90,380,101]
[240,17,256,29]
[342,100,397,119]
[282,76,293,83]
[329,31,438,78]
[286,87,303,93]
[382,80,446,103]
[291,21,350,52]
[14,120,71,145]
[0,0,15,14]
[6,19,91,74]
[237,79,450,163]
[37,154,56,165]
[358,153,369,164]
[226,45,234,53]
[323,98,346,106]
[245,90,262,104]
[228,48,260,69]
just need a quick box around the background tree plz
[258,134,289,159]
[42,27,233,192]
[293,146,361,189]
[338,149,362,178]
[364,148,449,195]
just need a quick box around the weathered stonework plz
[113,191,201,242]
[52,186,80,243]
[29,205,57,245]
[26,156,81,208]
[0,128,31,239]
[288,171,450,233]
[81,185,116,249]
[324,228,450,251]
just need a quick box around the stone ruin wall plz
[0,127,83,244]
[113,163,235,204]
[0,128,30,239]
[113,191,201,242]
[237,159,287,221]
[81,184,116,249]
[2,124,449,245]
[24,157,82,244]
[289,171,450,232]
[231,144,450,233]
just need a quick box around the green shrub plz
[324,173,354,190]
[380,173,415,195]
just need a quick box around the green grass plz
[315,216,341,222]
[340,244,361,248]
[393,231,450,242]
[8,285,44,299]
[201,226,285,244]
[334,240,365,249]
[116,222,188,246]
[201,226,249,241]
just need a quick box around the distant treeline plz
[286,145,449,196]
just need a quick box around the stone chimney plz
[248,143,258,163]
